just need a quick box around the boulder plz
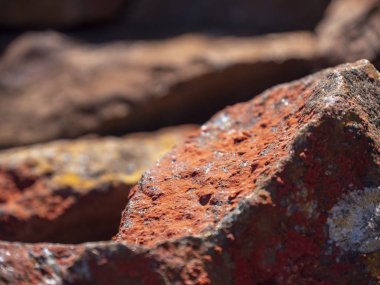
[115,60,380,283]
[2,61,380,284]
[0,125,194,244]
[317,0,380,68]
[0,31,317,148]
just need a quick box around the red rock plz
[1,60,380,284]
[317,0,380,68]
[115,60,380,283]
[0,125,194,244]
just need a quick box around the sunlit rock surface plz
[0,125,195,244]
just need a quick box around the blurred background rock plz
[0,0,378,148]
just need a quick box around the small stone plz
[0,125,194,243]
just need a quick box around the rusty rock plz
[115,60,380,283]
[317,0,380,68]
[0,238,215,285]
[0,125,194,244]
[2,60,380,284]
[0,31,317,148]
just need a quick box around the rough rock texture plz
[0,0,124,28]
[2,61,380,284]
[0,31,317,149]
[124,0,330,36]
[114,60,380,283]
[0,239,213,285]
[0,125,194,244]
[317,0,380,68]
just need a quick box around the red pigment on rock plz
[114,60,380,283]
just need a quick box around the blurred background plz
[0,0,378,149]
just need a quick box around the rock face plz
[317,0,380,68]
[0,125,194,244]
[0,0,124,28]
[114,60,380,283]
[1,60,380,284]
[0,31,317,149]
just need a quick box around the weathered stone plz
[2,61,380,284]
[317,0,380,68]
[0,239,210,285]
[114,60,380,283]
[0,125,194,244]
[0,31,317,148]
[0,0,124,28]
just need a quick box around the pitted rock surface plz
[0,125,194,243]
[2,61,380,284]
[113,60,380,283]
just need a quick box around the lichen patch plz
[328,187,380,253]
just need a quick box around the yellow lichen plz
[365,252,380,281]
[52,173,96,190]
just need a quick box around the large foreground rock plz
[0,31,317,148]
[317,0,380,68]
[1,60,380,284]
[0,125,194,244]
[115,60,380,283]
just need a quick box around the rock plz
[0,125,194,244]
[0,31,317,149]
[114,60,380,283]
[0,0,125,28]
[124,0,330,36]
[317,0,380,68]
[2,61,380,284]
[0,240,204,284]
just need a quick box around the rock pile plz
[1,60,380,284]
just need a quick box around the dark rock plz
[0,0,125,28]
[124,0,330,36]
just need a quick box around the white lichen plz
[327,187,380,253]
